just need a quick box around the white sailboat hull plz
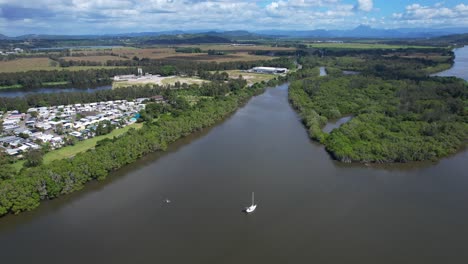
[245,204,257,213]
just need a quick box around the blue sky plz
[0,0,467,36]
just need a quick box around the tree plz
[55,124,64,135]
[19,133,30,139]
[24,149,44,167]
[0,153,16,180]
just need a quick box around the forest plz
[0,57,294,89]
[289,51,467,163]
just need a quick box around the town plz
[0,96,164,159]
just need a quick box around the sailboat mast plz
[252,192,255,205]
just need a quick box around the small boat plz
[164,198,171,204]
[244,192,257,213]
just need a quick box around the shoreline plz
[0,81,277,217]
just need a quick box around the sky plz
[0,0,467,36]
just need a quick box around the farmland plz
[0,58,126,73]
[60,55,129,62]
[0,58,55,73]
[0,44,288,74]
[307,43,432,49]
[109,46,282,62]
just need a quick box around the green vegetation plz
[175,47,202,53]
[307,43,432,49]
[223,70,277,85]
[41,81,69,86]
[289,52,468,163]
[0,57,293,90]
[0,84,22,90]
[43,123,143,165]
[0,77,281,216]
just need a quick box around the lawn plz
[43,123,143,164]
[160,76,207,85]
[41,81,69,86]
[308,43,433,49]
[0,84,23,90]
[223,70,277,85]
[11,123,143,171]
[113,76,208,88]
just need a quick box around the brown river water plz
[0,47,468,263]
[0,83,467,263]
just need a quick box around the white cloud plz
[0,0,467,35]
[392,2,468,27]
[356,0,373,12]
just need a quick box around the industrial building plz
[249,67,288,74]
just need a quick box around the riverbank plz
[2,82,467,264]
[0,80,275,217]
[289,48,468,163]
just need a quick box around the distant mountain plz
[429,33,468,45]
[1,26,467,40]
[143,34,232,45]
[255,26,468,39]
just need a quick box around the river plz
[435,46,468,81]
[0,82,467,263]
[1,47,468,263]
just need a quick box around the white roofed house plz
[35,122,52,131]
[37,134,54,143]
[49,120,62,128]
[50,136,64,148]
[250,67,288,74]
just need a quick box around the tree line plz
[289,71,467,163]
[0,78,282,216]
[0,57,294,89]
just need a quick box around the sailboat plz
[244,192,257,213]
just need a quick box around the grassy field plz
[12,123,143,171]
[0,84,23,90]
[0,58,55,73]
[60,55,129,62]
[113,76,208,88]
[161,76,207,85]
[41,81,69,86]
[223,70,276,85]
[110,46,279,62]
[1,44,287,73]
[308,43,433,49]
[0,57,128,73]
[181,44,296,52]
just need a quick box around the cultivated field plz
[110,46,280,62]
[1,44,289,74]
[180,44,296,52]
[0,58,55,73]
[308,43,432,49]
[60,55,129,62]
[0,57,127,73]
